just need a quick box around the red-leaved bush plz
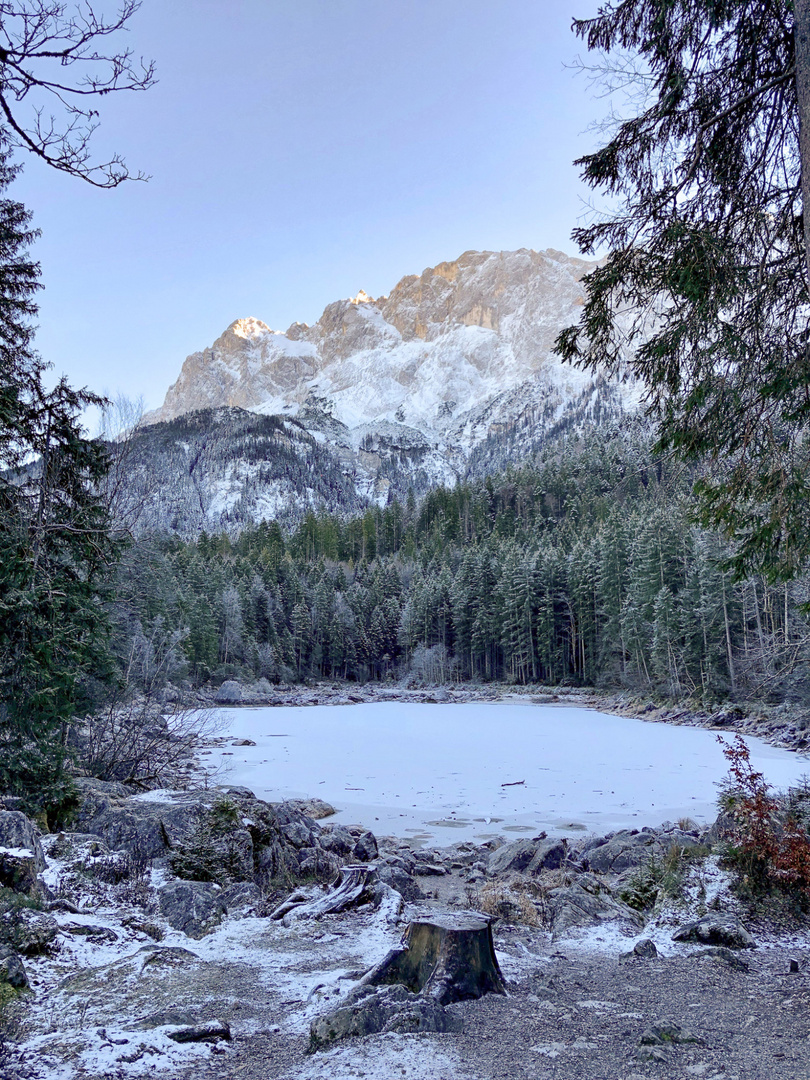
[718,734,810,900]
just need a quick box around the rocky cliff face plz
[134,249,642,533]
[149,248,639,440]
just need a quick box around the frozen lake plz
[204,702,810,845]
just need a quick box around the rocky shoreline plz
[2,777,810,1078]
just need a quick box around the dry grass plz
[466,869,577,929]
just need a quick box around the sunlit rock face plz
[133,249,644,533]
[147,247,641,448]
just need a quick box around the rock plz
[219,881,262,914]
[281,821,315,848]
[166,1020,231,1043]
[487,836,566,876]
[63,923,119,944]
[413,860,448,876]
[487,839,536,875]
[583,829,658,873]
[214,680,243,703]
[231,738,256,746]
[546,882,644,939]
[0,811,46,898]
[0,909,59,956]
[635,1045,672,1064]
[527,839,567,873]
[621,938,658,961]
[73,776,133,801]
[672,914,755,949]
[281,798,336,820]
[376,862,423,902]
[702,810,736,846]
[639,1021,705,1046]
[77,791,207,860]
[309,984,462,1051]
[353,831,378,862]
[158,880,225,938]
[0,947,28,989]
[297,847,341,878]
[318,825,355,856]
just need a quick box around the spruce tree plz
[0,138,119,812]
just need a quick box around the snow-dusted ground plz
[205,702,809,845]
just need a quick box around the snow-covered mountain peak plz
[130,247,648,534]
[229,316,272,340]
[146,246,639,467]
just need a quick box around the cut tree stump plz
[270,864,377,921]
[361,911,507,1005]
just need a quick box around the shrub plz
[168,797,246,885]
[619,843,709,911]
[717,734,810,903]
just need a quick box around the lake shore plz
[169,677,810,757]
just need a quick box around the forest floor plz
[7,837,810,1080]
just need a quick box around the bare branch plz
[0,1,155,185]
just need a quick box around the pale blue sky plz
[14,0,603,411]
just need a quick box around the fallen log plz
[270,864,378,922]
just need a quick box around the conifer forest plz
[112,425,810,706]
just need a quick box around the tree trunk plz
[796,0,810,280]
[361,911,507,1005]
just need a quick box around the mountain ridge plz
[131,248,643,534]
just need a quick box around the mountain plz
[134,248,643,534]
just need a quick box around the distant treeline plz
[111,427,810,704]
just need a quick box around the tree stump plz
[270,864,377,921]
[361,911,507,1005]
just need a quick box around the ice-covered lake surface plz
[205,702,810,845]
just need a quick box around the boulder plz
[318,825,355,856]
[219,881,262,915]
[620,938,658,961]
[0,946,28,989]
[376,861,422,902]
[77,791,206,859]
[0,811,46,898]
[639,1021,705,1046]
[353,831,378,862]
[488,836,566,876]
[280,798,336,820]
[158,881,225,938]
[672,914,755,949]
[280,820,315,848]
[546,883,645,939]
[214,680,243,703]
[583,829,658,873]
[309,984,462,1050]
[0,909,59,956]
[487,839,536,875]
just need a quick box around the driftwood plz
[360,911,507,1005]
[270,864,378,922]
